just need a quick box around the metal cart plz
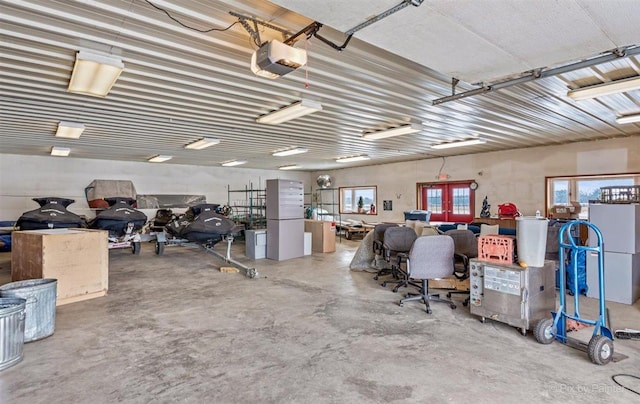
[534,220,614,365]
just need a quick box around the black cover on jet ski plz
[166,203,239,244]
[17,197,84,230]
[89,197,147,237]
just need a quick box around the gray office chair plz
[380,226,417,291]
[399,235,457,314]
[372,223,399,280]
[444,229,478,306]
[444,229,478,280]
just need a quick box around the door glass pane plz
[452,187,470,214]
[427,189,442,213]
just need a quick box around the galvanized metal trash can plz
[0,297,26,371]
[0,279,57,342]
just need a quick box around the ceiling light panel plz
[278,164,300,170]
[56,121,85,139]
[148,155,172,163]
[184,137,221,150]
[616,113,640,124]
[68,50,124,97]
[51,146,70,157]
[221,160,247,167]
[567,76,640,101]
[431,138,486,149]
[362,123,422,140]
[256,99,322,125]
[272,147,308,157]
[336,155,370,163]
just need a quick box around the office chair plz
[444,229,478,306]
[444,229,478,280]
[399,235,457,314]
[372,223,399,280]
[380,226,417,291]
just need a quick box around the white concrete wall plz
[311,137,640,223]
[0,154,312,221]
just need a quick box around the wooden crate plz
[429,277,470,291]
[11,228,109,306]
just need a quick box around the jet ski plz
[16,197,84,230]
[88,197,147,237]
[165,203,241,245]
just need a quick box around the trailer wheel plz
[588,335,613,365]
[131,241,141,255]
[345,231,352,240]
[155,242,165,255]
[534,318,555,344]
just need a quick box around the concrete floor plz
[0,239,639,403]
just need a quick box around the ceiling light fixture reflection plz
[278,164,300,170]
[336,155,370,163]
[50,146,71,157]
[184,137,221,150]
[362,123,422,140]
[221,160,247,167]
[256,99,322,125]
[567,76,640,101]
[56,121,85,139]
[68,50,124,97]
[148,155,172,163]
[616,113,640,124]
[272,147,308,157]
[431,138,486,149]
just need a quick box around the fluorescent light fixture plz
[251,40,307,79]
[272,147,308,157]
[56,121,85,139]
[221,160,247,167]
[256,99,322,125]
[567,76,640,101]
[50,146,70,157]
[362,123,422,140]
[431,138,486,149]
[184,137,220,150]
[68,50,124,97]
[336,155,370,163]
[616,113,640,124]
[279,164,300,170]
[148,155,172,163]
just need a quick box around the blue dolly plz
[533,220,614,365]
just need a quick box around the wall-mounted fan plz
[316,175,333,188]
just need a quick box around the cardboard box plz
[549,201,582,219]
[11,228,109,305]
[304,219,336,253]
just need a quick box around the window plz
[547,173,639,218]
[339,186,377,214]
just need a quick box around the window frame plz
[546,172,639,218]
[339,185,377,215]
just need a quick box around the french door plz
[419,181,474,223]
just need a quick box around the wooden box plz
[11,228,109,306]
[429,277,470,291]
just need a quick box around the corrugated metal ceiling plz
[1,0,639,171]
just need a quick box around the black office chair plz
[399,235,457,314]
[444,229,478,306]
[372,223,399,280]
[380,226,417,291]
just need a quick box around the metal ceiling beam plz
[432,45,640,106]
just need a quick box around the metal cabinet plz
[469,259,556,333]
